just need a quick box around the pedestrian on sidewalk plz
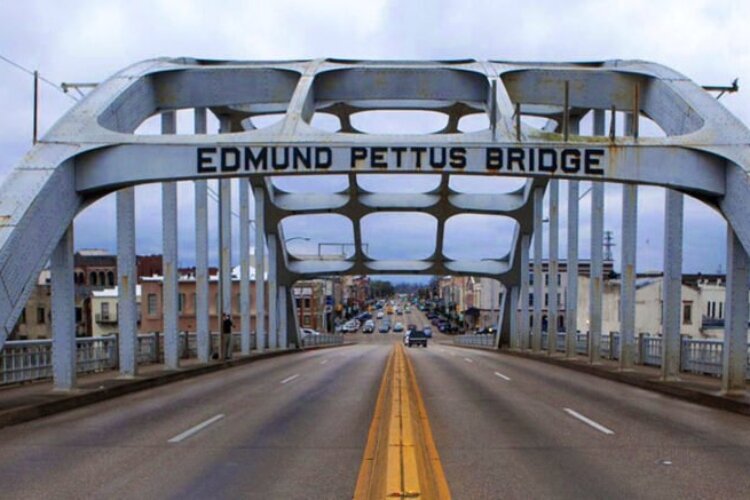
[222,313,234,360]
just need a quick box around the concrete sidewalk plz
[450,343,750,417]
[0,342,352,429]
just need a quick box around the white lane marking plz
[563,408,615,435]
[168,414,225,443]
[464,357,474,364]
[494,371,511,381]
[280,374,300,384]
[320,359,329,365]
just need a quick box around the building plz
[90,286,142,337]
[139,271,267,334]
[293,279,326,331]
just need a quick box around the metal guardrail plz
[0,331,264,386]
[453,334,495,348]
[300,334,344,347]
[471,330,750,380]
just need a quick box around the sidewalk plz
[0,342,351,429]
[450,343,750,417]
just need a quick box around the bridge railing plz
[526,331,750,379]
[454,334,495,348]
[0,331,265,386]
[300,333,343,348]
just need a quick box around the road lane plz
[0,343,392,499]
[410,343,750,499]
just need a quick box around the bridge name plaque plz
[196,146,607,176]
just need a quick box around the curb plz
[450,344,750,417]
[0,342,351,429]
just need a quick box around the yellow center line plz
[354,343,451,499]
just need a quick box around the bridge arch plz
[1,58,749,392]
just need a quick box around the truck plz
[407,329,428,348]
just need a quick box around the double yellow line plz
[354,343,451,499]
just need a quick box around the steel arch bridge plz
[2,57,750,391]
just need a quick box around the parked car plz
[393,322,404,332]
[475,327,496,335]
[423,326,432,338]
[363,320,375,333]
[343,321,359,333]
[377,311,385,319]
[407,329,428,348]
[300,328,320,337]
[378,322,390,333]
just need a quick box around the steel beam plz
[548,179,559,354]
[619,114,638,371]
[660,189,683,379]
[722,228,748,395]
[219,177,232,355]
[51,225,75,391]
[509,286,519,349]
[116,187,137,377]
[589,109,605,364]
[194,108,210,363]
[519,234,530,349]
[279,285,288,349]
[532,186,544,352]
[240,179,251,354]
[161,111,179,370]
[268,233,278,350]
[254,186,266,353]
[566,180,579,357]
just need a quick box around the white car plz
[376,311,384,319]
[300,328,320,337]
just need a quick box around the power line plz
[0,53,78,101]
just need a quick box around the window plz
[75,307,82,323]
[529,273,534,285]
[20,309,26,325]
[544,274,549,286]
[529,293,534,306]
[108,271,115,286]
[147,294,157,316]
[557,274,561,286]
[683,302,693,325]
[90,272,97,286]
[295,298,302,308]
[178,293,185,313]
[37,307,45,324]
[303,314,311,326]
[544,293,548,307]
[304,298,311,309]
[719,302,723,319]
[101,302,110,319]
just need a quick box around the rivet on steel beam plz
[609,105,617,142]
[633,83,640,141]
[563,81,570,142]
[515,102,521,142]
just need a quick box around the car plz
[403,331,410,346]
[407,329,428,348]
[343,321,359,333]
[393,322,404,332]
[300,328,320,337]
[438,322,449,332]
[475,326,496,335]
[376,311,384,319]
[378,322,390,333]
[423,326,432,338]
[363,320,375,333]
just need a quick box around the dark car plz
[407,329,428,348]
[476,327,496,335]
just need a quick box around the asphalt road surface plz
[1,307,750,499]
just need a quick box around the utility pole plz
[603,230,615,262]
[32,71,38,144]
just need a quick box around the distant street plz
[0,307,750,498]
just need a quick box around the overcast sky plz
[1,0,748,282]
